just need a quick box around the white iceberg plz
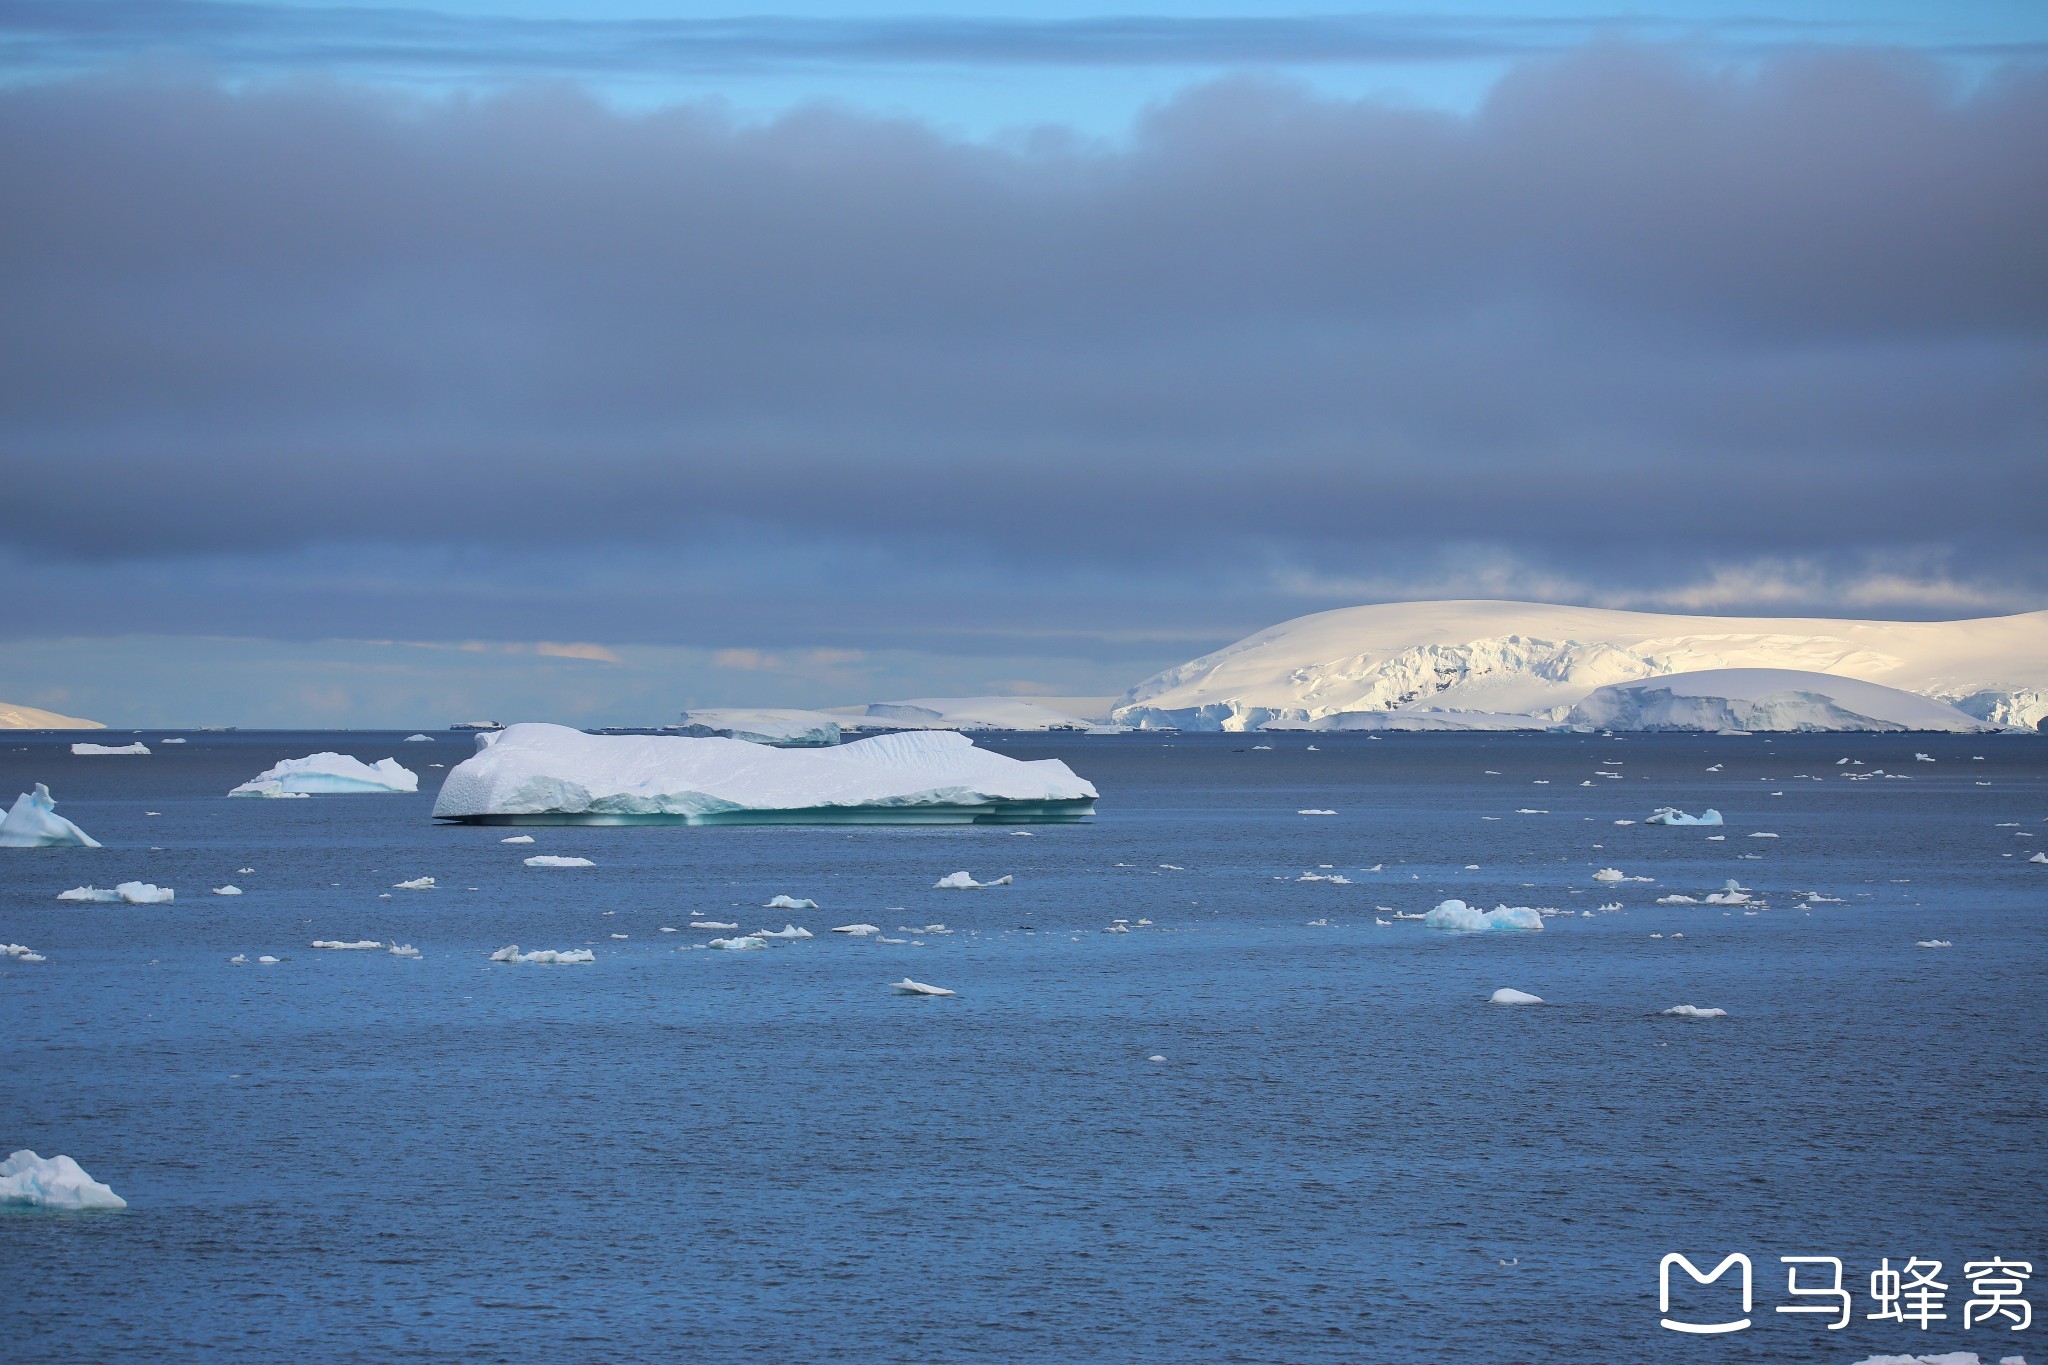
[0,783,102,848]
[764,894,818,910]
[1592,868,1624,883]
[1646,807,1723,826]
[831,923,881,936]
[1916,939,1953,949]
[1571,668,1990,734]
[489,944,594,964]
[403,734,436,742]
[311,939,383,950]
[391,876,436,890]
[388,943,421,958]
[831,696,1102,732]
[500,835,535,844]
[890,977,956,996]
[2032,852,2048,864]
[1423,900,1544,933]
[1489,988,1544,1005]
[109,881,172,903]
[524,855,594,868]
[1655,894,1700,905]
[1660,1004,1728,1019]
[753,924,813,940]
[4,943,46,963]
[228,753,418,797]
[688,921,739,931]
[933,871,1011,889]
[675,708,841,746]
[1296,808,1337,816]
[71,741,149,755]
[432,723,1096,825]
[58,885,119,902]
[0,1150,126,1210]
[211,885,243,896]
[708,936,768,951]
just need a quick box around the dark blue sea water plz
[2,729,2043,1363]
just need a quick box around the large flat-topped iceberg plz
[1110,600,2048,731]
[1568,668,1991,733]
[433,723,1097,825]
[228,753,419,796]
[830,696,1107,732]
[0,783,102,848]
[675,708,841,746]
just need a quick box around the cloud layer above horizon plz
[3,40,2045,722]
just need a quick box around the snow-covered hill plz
[0,701,104,730]
[1567,668,1990,733]
[828,697,1110,731]
[1111,601,2048,732]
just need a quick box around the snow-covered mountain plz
[1567,668,1990,733]
[827,697,1111,731]
[1111,601,2048,732]
[0,701,104,730]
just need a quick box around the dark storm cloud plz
[2,47,2045,639]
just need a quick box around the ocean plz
[3,729,2043,1362]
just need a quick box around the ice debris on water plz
[1646,807,1722,826]
[489,945,595,964]
[753,924,813,940]
[391,876,436,890]
[1916,939,1953,949]
[1660,1005,1728,1019]
[312,939,384,950]
[211,885,243,895]
[524,855,594,868]
[1423,900,1544,933]
[0,1150,126,1210]
[0,783,102,848]
[58,881,175,904]
[1489,988,1543,1005]
[708,936,768,952]
[832,924,881,936]
[689,921,739,931]
[890,978,955,996]
[764,895,818,910]
[500,835,534,843]
[934,872,1011,889]
[388,943,421,958]
[4,943,47,963]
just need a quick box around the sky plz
[2,0,2044,727]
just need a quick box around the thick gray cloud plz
[2,47,2045,648]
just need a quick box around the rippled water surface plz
[3,729,2043,1362]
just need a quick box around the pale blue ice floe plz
[228,753,418,797]
[0,1150,126,1210]
[1423,900,1544,933]
[0,783,101,848]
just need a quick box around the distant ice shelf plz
[432,723,1096,826]
[1569,668,1990,733]
[673,708,841,746]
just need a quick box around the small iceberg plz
[71,742,149,756]
[1489,988,1544,1005]
[489,945,594,964]
[0,783,102,848]
[403,734,436,742]
[933,871,1011,889]
[228,753,418,797]
[708,936,768,951]
[2030,852,2047,864]
[211,885,243,896]
[524,855,594,868]
[1703,880,1752,905]
[1659,1005,1728,1019]
[391,876,436,890]
[1296,809,1337,816]
[753,924,813,940]
[97,881,174,904]
[1423,900,1544,933]
[1647,807,1722,826]
[311,939,383,950]
[1748,831,1779,839]
[4,943,47,963]
[388,943,421,958]
[1655,894,1700,905]
[688,921,739,931]
[1916,939,1953,949]
[764,894,818,910]
[500,835,534,844]
[0,1150,127,1210]
[890,978,956,996]
[832,923,881,936]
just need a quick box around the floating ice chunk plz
[1647,807,1722,826]
[388,943,421,958]
[1850,1352,2019,1365]
[753,924,813,940]
[1914,752,1935,762]
[2031,852,2048,864]
[1748,831,1778,839]
[57,886,120,901]
[1423,900,1544,933]
[1916,939,1953,949]
[211,885,243,896]
[4,943,45,962]
[659,926,677,933]
[0,783,102,848]
[933,872,1011,889]
[0,1150,126,1210]
[489,944,594,964]
[391,876,436,890]
[708,936,768,952]
[71,742,149,756]
[1654,895,1698,905]
[890,978,956,996]
[524,855,594,868]
[1660,1004,1728,1019]
[1705,763,1722,772]
[1593,868,1623,882]
[228,953,246,964]
[312,939,383,950]
[764,894,818,910]
[1489,988,1543,1005]
[832,923,881,936]
[1147,1054,1167,1062]
[159,737,186,744]
[688,921,739,931]
[404,734,435,742]
[500,835,534,844]
[258,955,279,964]
[1296,808,1337,816]
[228,753,417,796]
[114,881,173,904]
[1515,808,1548,815]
